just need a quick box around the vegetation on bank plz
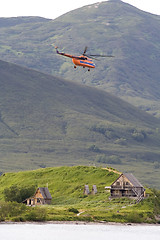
[0,166,160,223]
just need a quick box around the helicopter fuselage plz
[55,47,95,70]
[72,56,95,69]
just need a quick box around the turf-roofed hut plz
[110,173,145,201]
[91,185,97,195]
[24,187,52,206]
[84,185,90,195]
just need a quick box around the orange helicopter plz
[55,46,114,71]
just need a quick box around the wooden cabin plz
[84,185,90,195]
[24,187,52,206]
[110,173,145,201]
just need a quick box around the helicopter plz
[55,46,114,71]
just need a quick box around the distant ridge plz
[0,16,48,28]
[0,59,160,188]
[0,59,159,129]
[0,0,160,117]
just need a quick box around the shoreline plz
[0,221,159,226]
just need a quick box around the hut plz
[110,173,145,201]
[84,185,90,195]
[91,185,97,195]
[23,187,52,206]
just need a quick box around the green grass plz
[0,166,118,202]
[0,166,159,223]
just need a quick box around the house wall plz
[112,175,133,188]
[27,198,35,205]
[26,197,51,206]
[33,189,44,205]
[34,189,43,199]
[111,189,123,197]
[111,189,137,198]
[111,174,145,198]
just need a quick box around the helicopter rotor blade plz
[85,54,100,61]
[83,46,88,55]
[89,54,114,58]
[81,46,114,59]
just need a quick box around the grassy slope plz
[0,166,118,202]
[0,60,160,187]
[0,166,159,223]
[0,1,160,116]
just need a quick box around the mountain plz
[0,59,160,187]
[0,0,160,117]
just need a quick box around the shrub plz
[25,207,47,222]
[90,125,106,135]
[154,162,160,169]
[11,216,26,222]
[0,201,27,220]
[96,154,121,164]
[114,138,127,145]
[4,185,36,203]
[68,208,79,214]
[88,144,101,153]
[126,212,143,223]
[131,130,147,142]
[152,189,160,215]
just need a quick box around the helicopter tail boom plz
[55,46,77,59]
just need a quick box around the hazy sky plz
[0,0,159,19]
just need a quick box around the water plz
[0,223,160,240]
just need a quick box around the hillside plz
[0,166,119,202]
[0,166,159,223]
[0,60,160,187]
[0,0,160,116]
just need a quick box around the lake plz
[0,223,160,240]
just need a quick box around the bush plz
[126,212,143,223]
[11,216,26,222]
[25,207,47,222]
[88,144,101,153]
[68,208,79,214]
[114,138,127,145]
[154,162,160,169]
[96,154,121,164]
[90,125,106,135]
[0,201,27,220]
[4,185,36,203]
[131,130,147,142]
[152,189,160,215]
